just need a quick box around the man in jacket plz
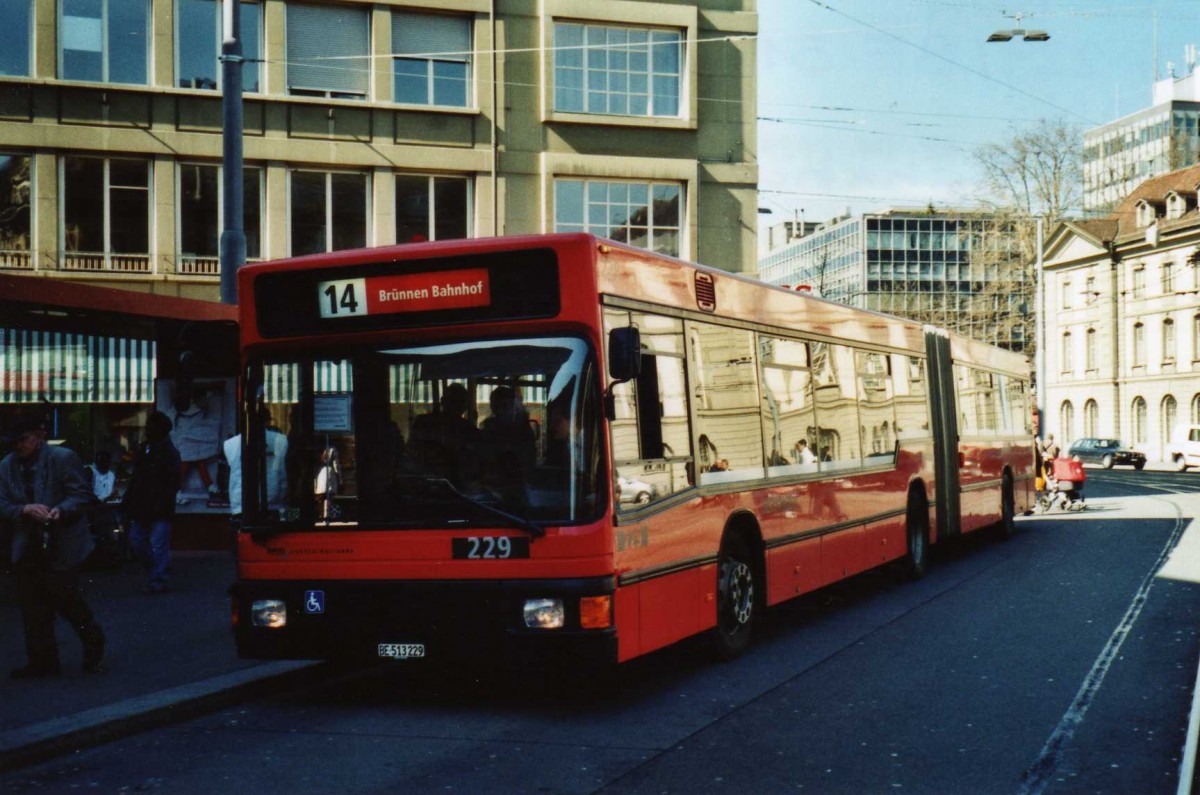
[122,411,182,594]
[0,413,105,678]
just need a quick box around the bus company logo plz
[369,268,491,315]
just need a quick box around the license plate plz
[452,536,530,560]
[378,643,425,660]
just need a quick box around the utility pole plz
[219,0,245,305]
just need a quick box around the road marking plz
[1020,501,1190,794]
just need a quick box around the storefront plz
[0,275,239,526]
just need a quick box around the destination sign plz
[318,268,491,319]
[253,247,560,339]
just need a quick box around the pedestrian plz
[1039,433,1060,477]
[224,409,289,517]
[121,411,182,594]
[0,413,105,678]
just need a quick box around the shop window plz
[286,3,369,99]
[0,0,32,76]
[393,11,470,107]
[289,170,368,256]
[178,164,262,275]
[395,174,469,244]
[62,156,150,272]
[61,0,148,84]
[554,178,681,257]
[177,0,261,91]
[0,154,31,269]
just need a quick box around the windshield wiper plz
[427,477,545,538]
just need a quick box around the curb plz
[0,660,328,773]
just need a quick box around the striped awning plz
[0,328,156,404]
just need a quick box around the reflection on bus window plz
[247,338,601,529]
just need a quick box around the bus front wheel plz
[711,534,757,660]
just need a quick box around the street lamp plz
[987,12,1050,42]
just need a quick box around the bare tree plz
[972,118,1082,220]
[960,119,1083,359]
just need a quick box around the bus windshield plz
[243,336,603,531]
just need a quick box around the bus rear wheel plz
[901,492,929,581]
[711,535,757,660]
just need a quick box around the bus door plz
[924,329,961,539]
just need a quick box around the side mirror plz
[608,327,642,382]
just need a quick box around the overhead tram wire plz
[806,0,1100,126]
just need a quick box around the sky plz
[755,0,1200,246]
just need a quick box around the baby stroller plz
[1037,457,1087,512]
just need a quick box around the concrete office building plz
[1083,48,1200,212]
[0,0,758,300]
[759,209,1032,357]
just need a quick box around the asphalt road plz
[5,471,1200,794]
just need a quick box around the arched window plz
[1084,399,1099,437]
[1061,331,1073,373]
[1133,322,1146,366]
[1193,315,1200,361]
[1133,397,1148,444]
[1163,318,1176,362]
[1060,401,1074,444]
[1193,393,1200,424]
[1163,395,1177,448]
[1085,328,1098,371]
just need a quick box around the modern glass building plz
[759,210,1031,357]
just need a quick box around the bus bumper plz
[231,576,618,667]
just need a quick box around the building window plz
[1163,395,1178,446]
[1061,331,1073,373]
[1163,318,1176,362]
[1163,261,1175,294]
[1085,274,1097,304]
[1132,322,1146,366]
[392,12,470,107]
[553,22,682,118]
[0,154,32,269]
[286,3,369,99]
[1131,266,1145,299]
[1132,396,1147,444]
[554,179,681,257]
[1085,328,1097,371]
[179,164,262,275]
[1060,401,1074,444]
[1084,399,1098,437]
[1061,279,1072,310]
[62,156,150,272]
[0,0,32,76]
[177,0,261,91]
[395,174,469,244]
[1192,393,1200,424]
[60,0,148,84]
[289,170,368,256]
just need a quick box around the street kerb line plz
[1020,503,1191,795]
[0,660,326,773]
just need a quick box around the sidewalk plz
[0,550,323,771]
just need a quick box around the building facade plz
[1082,52,1200,212]
[0,0,759,301]
[1042,164,1200,461]
[758,209,1032,357]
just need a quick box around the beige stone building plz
[0,0,758,300]
[1042,164,1200,461]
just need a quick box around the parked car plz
[1166,424,1200,471]
[617,475,657,505]
[1066,438,1146,470]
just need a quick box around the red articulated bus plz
[230,234,1034,665]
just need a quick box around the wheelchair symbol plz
[304,590,325,614]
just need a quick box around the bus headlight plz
[251,599,287,628]
[523,598,564,629]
